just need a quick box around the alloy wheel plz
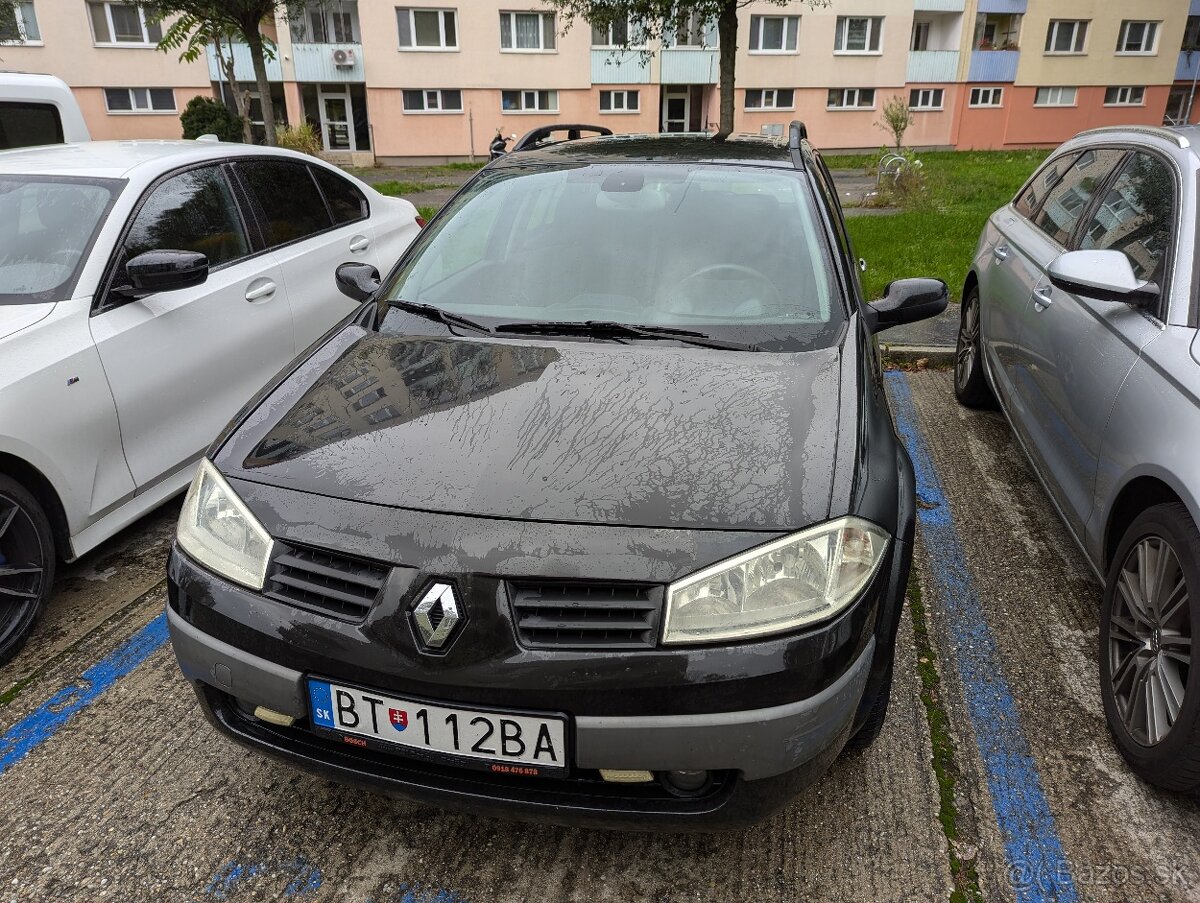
[0,494,45,649]
[955,294,979,392]
[1109,536,1193,746]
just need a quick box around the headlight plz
[177,459,274,590]
[662,516,890,645]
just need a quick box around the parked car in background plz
[0,73,89,149]
[0,139,421,662]
[955,124,1200,792]
[166,123,948,827]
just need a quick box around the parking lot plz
[0,370,1197,903]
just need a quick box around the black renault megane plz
[167,124,946,828]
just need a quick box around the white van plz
[0,73,90,149]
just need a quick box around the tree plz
[876,95,913,149]
[549,1,827,140]
[180,94,244,141]
[139,1,305,145]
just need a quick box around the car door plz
[88,163,294,489]
[1012,148,1167,538]
[981,153,1079,404]
[234,159,371,353]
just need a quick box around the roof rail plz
[788,120,808,170]
[1073,124,1190,149]
[512,124,614,153]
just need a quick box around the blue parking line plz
[886,371,1077,903]
[0,610,169,776]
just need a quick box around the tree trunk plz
[215,36,253,144]
[244,30,277,146]
[714,1,738,141]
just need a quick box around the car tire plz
[1100,502,1200,793]
[0,475,55,666]
[843,655,892,753]
[953,285,995,409]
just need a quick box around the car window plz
[311,166,368,225]
[236,160,333,246]
[119,166,249,276]
[1078,152,1173,287]
[1031,149,1125,245]
[380,163,844,352]
[1015,153,1078,219]
[0,101,64,150]
[0,176,120,305]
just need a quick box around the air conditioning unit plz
[332,48,356,67]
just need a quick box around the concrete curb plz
[879,345,955,368]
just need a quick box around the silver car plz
[955,124,1199,792]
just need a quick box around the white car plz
[0,73,90,149]
[0,139,420,661]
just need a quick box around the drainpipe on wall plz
[1188,51,1199,123]
[468,106,475,163]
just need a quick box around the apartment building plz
[2,1,1197,160]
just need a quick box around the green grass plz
[844,149,1049,302]
[373,180,459,197]
[416,205,440,222]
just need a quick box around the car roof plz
[490,133,799,171]
[0,139,313,180]
[1060,124,1200,165]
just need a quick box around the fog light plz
[662,770,710,794]
[600,769,654,783]
[253,706,296,727]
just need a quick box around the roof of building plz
[0,139,310,180]
[492,132,800,170]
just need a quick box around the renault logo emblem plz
[411,582,462,651]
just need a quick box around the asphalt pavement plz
[0,370,1197,903]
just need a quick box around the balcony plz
[660,48,718,84]
[914,0,965,10]
[293,42,363,82]
[969,49,1019,82]
[590,49,651,84]
[206,43,283,82]
[908,50,960,83]
[1179,51,1200,82]
[977,0,1026,12]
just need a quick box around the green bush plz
[180,96,243,143]
[276,122,322,157]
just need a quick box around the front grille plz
[510,582,662,650]
[265,542,389,620]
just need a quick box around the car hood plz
[215,329,848,532]
[0,303,55,342]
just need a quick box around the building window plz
[0,2,40,43]
[502,89,558,112]
[1044,20,1087,54]
[911,21,929,51]
[671,10,711,47]
[1185,16,1200,52]
[1034,86,1077,107]
[909,88,944,110]
[749,15,798,52]
[834,16,883,54]
[88,2,161,45]
[1104,86,1145,106]
[827,88,876,110]
[599,89,639,112]
[500,11,555,52]
[1116,21,1158,54]
[745,89,794,110]
[969,86,1004,107]
[402,89,463,112]
[396,8,457,50]
[104,87,176,113]
[591,17,634,47]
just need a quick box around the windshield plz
[0,176,122,305]
[379,163,845,351]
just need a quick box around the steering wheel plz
[664,263,784,316]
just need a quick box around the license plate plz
[306,679,567,777]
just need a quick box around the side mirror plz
[126,250,208,293]
[1047,250,1159,307]
[867,277,949,333]
[335,261,381,302]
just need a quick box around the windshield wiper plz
[493,320,751,351]
[386,299,493,335]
